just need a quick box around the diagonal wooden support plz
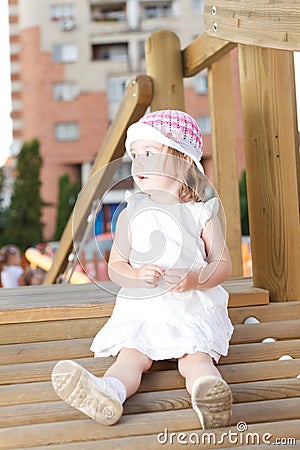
[182,32,236,78]
[44,75,153,284]
[204,0,300,51]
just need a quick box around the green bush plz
[0,138,44,251]
[54,174,80,241]
[239,170,249,236]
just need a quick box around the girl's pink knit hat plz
[125,109,204,174]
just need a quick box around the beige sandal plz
[191,375,232,429]
[51,360,123,425]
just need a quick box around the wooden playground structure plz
[0,1,300,448]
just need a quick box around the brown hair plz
[0,245,20,268]
[167,147,206,202]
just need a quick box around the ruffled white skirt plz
[90,285,233,363]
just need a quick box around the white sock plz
[104,376,127,404]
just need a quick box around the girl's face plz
[31,271,43,285]
[7,248,21,266]
[130,140,182,200]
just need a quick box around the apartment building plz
[8,0,244,240]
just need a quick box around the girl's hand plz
[136,264,164,288]
[163,269,201,292]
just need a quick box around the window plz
[194,74,208,94]
[107,76,129,120]
[112,161,132,181]
[192,0,205,12]
[197,116,211,135]
[55,122,79,141]
[142,1,173,18]
[50,3,74,20]
[139,40,145,60]
[92,43,128,62]
[108,77,128,101]
[53,82,79,101]
[52,44,78,62]
[90,3,126,21]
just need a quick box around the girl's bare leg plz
[178,352,232,429]
[51,348,152,425]
[104,348,153,398]
[178,351,221,394]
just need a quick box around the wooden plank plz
[8,307,294,350]
[182,32,236,78]
[0,382,57,407]
[238,46,300,301]
[0,282,116,305]
[221,340,300,365]
[2,336,299,366]
[5,311,300,354]
[141,360,300,391]
[0,357,299,386]
[0,278,269,324]
[0,317,107,345]
[208,52,243,277]
[229,301,300,324]
[145,30,185,111]
[1,393,299,429]
[0,338,93,364]
[1,381,300,428]
[2,377,299,408]
[0,404,299,449]
[204,0,300,51]
[26,419,300,449]
[0,304,114,325]
[0,282,116,324]
[231,319,300,344]
[44,75,153,284]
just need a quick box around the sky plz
[1,2,300,168]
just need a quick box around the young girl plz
[0,245,24,288]
[52,110,234,430]
[24,267,44,286]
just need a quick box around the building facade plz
[8,0,244,240]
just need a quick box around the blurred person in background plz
[0,245,24,288]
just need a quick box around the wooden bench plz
[0,280,299,449]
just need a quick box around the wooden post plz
[208,52,243,277]
[145,30,185,110]
[238,46,300,301]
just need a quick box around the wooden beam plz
[0,404,299,448]
[1,393,300,429]
[208,52,243,277]
[204,0,300,51]
[238,46,300,301]
[182,32,236,78]
[145,30,185,110]
[44,75,153,284]
[2,377,298,407]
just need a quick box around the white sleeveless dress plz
[90,192,234,362]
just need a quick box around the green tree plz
[54,174,80,240]
[239,170,249,236]
[0,167,6,243]
[3,138,44,251]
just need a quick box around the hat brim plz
[125,123,204,174]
